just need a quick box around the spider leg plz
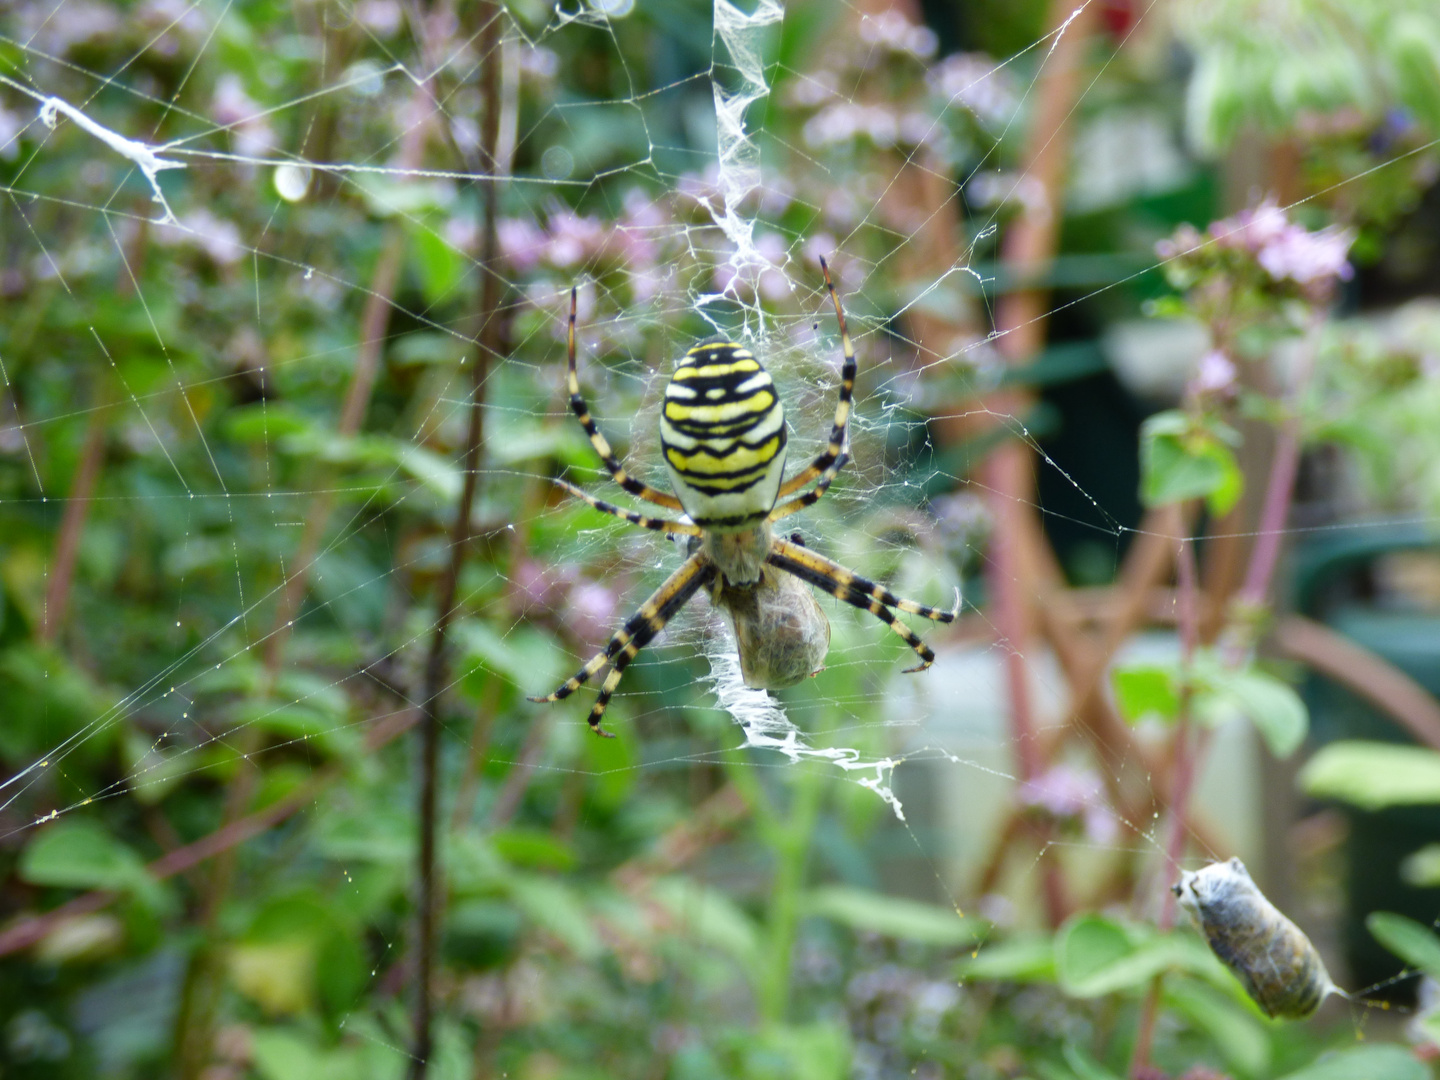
[768,548,937,672]
[528,552,716,737]
[553,479,701,537]
[771,550,950,676]
[767,448,851,523]
[775,256,855,500]
[771,536,960,622]
[565,287,684,512]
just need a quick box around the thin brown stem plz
[175,54,444,1080]
[409,5,505,1074]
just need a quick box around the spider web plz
[2,0,1438,1073]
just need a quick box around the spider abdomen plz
[714,567,830,690]
[660,341,789,530]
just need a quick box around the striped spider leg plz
[528,550,716,737]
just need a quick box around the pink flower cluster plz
[858,10,938,59]
[497,189,671,286]
[1157,199,1356,291]
[1017,762,1119,844]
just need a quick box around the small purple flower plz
[497,218,545,273]
[566,580,620,646]
[1255,224,1356,286]
[544,208,606,268]
[1191,348,1238,396]
[1018,762,1118,843]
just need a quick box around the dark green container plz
[1293,523,1440,996]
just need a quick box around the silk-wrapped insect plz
[1173,857,1340,1019]
[708,534,832,690]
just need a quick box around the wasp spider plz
[531,259,959,736]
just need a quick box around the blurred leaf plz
[1140,410,1243,515]
[1401,843,1440,886]
[354,175,456,217]
[391,332,463,367]
[20,820,162,909]
[250,1028,370,1080]
[1274,1045,1427,1080]
[315,806,413,864]
[1196,666,1308,758]
[957,934,1058,983]
[1056,916,1222,998]
[453,619,566,694]
[1112,664,1181,724]
[1387,14,1440,129]
[229,941,314,1016]
[805,885,983,946]
[409,223,465,307]
[33,913,125,965]
[491,827,577,871]
[650,877,760,967]
[740,1021,850,1080]
[444,899,523,971]
[394,443,462,502]
[1061,1044,1124,1080]
[1164,978,1272,1077]
[1300,740,1440,809]
[508,874,604,960]
[1367,911,1440,979]
[230,700,359,759]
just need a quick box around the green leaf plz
[1367,911,1440,979]
[740,1021,850,1080]
[1274,1045,1427,1080]
[250,1028,370,1080]
[1299,741,1440,810]
[1057,916,1163,997]
[20,820,160,907]
[507,874,604,960]
[1139,410,1243,515]
[409,224,464,307]
[1401,843,1440,887]
[1056,916,1224,998]
[805,886,983,946]
[956,934,1057,983]
[1112,665,1181,724]
[649,877,760,967]
[1387,14,1440,129]
[490,828,576,872]
[1198,667,1308,758]
[1061,1044,1124,1080]
[1164,978,1271,1077]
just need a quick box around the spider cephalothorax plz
[530,258,958,736]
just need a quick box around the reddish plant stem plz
[985,451,1067,928]
[1129,537,1200,1078]
[1228,313,1322,648]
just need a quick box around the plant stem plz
[985,449,1068,927]
[1128,537,1200,1077]
[756,765,823,1022]
[409,5,504,1073]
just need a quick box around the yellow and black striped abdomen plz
[659,340,788,529]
